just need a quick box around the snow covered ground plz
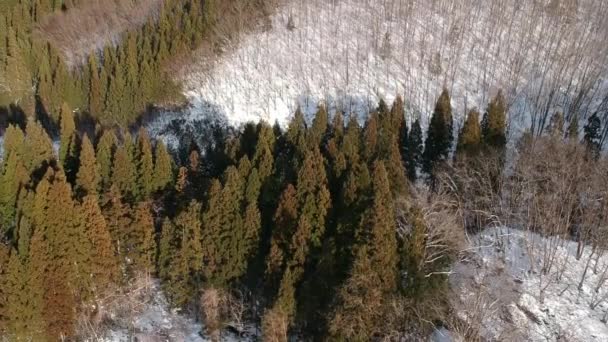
[450,226,608,341]
[102,281,253,342]
[148,0,608,146]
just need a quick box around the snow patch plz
[451,227,608,341]
[149,0,608,143]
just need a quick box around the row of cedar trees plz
[0,89,602,340]
[0,0,218,126]
[0,88,507,340]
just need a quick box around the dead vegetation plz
[35,0,164,67]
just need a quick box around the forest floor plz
[103,280,254,342]
[449,226,608,341]
[147,0,608,149]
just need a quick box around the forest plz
[1,0,608,341]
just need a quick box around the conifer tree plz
[386,137,408,195]
[166,201,203,307]
[405,118,423,182]
[253,122,275,181]
[295,148,331,247]
[28,226,76,340]
[6,250,38,340]
[87,54,103,117]
[363,112,379,161]
[59,102,76,165]
[456,109,482,159]
[153,141,173,192]
[204,167,247,284]
[23,118,54,172]
[158,218,177,281]
[0,244,10,332]
[79,195,119,293]
[583,113,602,158]
[102,185,133,260]
[111,143,139,201]
[309,104,328,148]
[330,161,398,339]
[75,134,100,197]
[2,125,25,160]
[422,89,453,178]
[266,184,298,285]
[131,202,157,275]
[96,130,118,191]
[201,179,222,279]
[481,90,507,150]
[0,152,29,230]
[136,128,155,197]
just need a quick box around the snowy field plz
[148,0,608,146]
[450,226,608,341]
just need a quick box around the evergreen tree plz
[23,118,54,172]
[330,161,398,339]
[0,152,29,230]
[153,141,173,192]
[583,113,602,158]
[295,148,331,247]
[166,201,203,307]
[309,104,328,148]
[58,102,77,167]
[96,130,118,191]
[87,54,103,117]
[422,89,453,178]
[136,128,155,198]
[6,250,39,340]
[266,184,298,287]
[201,167,249,285]
[406,118,425,180]
[456,109,482,159]
[482,90,507,150]
[363,112,379,161]
[130,202,157,275]
[79,195,119,294]
[75,134,100,197]
[158,218,177,281]
[385,137,408,195]
[2,125,25,160]
[111,143,139,201]
[253,122,275,181]
[102,185,133,260]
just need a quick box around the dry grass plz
[35,0,164,68]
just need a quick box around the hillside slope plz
[148,0,608,146]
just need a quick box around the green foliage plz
[130,202,157,275]
[456,109,482,159]
[422,89,453,178]
[406,118,423,180]
[136,128,155,198]
[482,90,507,150]
[153,141,174,192]
[79,195,119,294]
[96,130,118,191]
[75,135,100,197]
[584,113,602,158]
[111,141,139,201]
